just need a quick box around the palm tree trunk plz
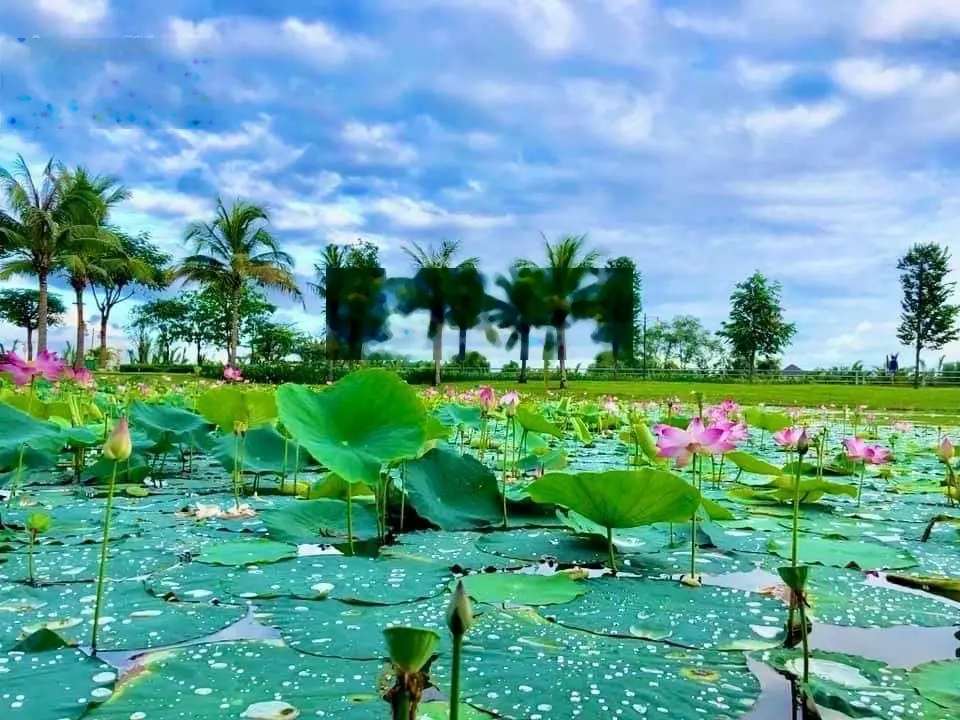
[557,324,567,389]
[228,289,240,366]
[74,287,86,370]
[26,328,34,361]
[99,314,109,368]
[37,270,49,354]
[432,325,442,386]
[519,329,530,384]
[196,339,202,365]
[914,343,922,389]
[458,327,467,365]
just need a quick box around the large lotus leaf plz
[434,402,482,430]
[743,408,791,432]
[83,641,384,720]
[726,450,782,476]
[515,406,564,438]
[807,566,960,628]
[0,639,116,718]
[195,539,297,567]
[381,531,526,571]
[276,371,428,485]
[211,425,307,476]
[909,660,960,713]
[527,468,700,529]
[559,511,675,555]
[767,648,929,719]
[428,608,761,719]
[767,535,918,571]
[0,581,244,651]
[456,571,587,606]
[225,556,451,605]
[0,546,166,585]
[548,575,786,649]
[886,574,960,602]
[260,499,379,544]
[129,400,214,447]
[401,447,503,530]
[0,401,63,465]
[196,387,277,432]
[474,527,611,565]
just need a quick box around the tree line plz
[0,152,956,387]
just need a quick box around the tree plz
[896,242,960,388]
[129,298,190,364]
[175,198,301,365]
[55,166,132,368]
[392,239,479,386]
[248,320,304,363]
[310,241,389,376]
[519,234,601,389]
[590,257,640,378]
[487,265,548,384]
[443,350,490,372]
[717,271,796,380]
[670,315,713,369]
[90,231,170,366]
[0,289,66,359]
[446,264,493,367]
[0,154,103,353]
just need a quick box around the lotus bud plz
[103,417,132,462]
[501,391,520,417]
[446,580,473,637]
[796,429,810,457]
[937,437,954,464]
[478,386,496,414]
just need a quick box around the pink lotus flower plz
[223,366,243,382]
[936,437,954,464]
[864,446,891,465]
[716,419,749,445]
[602,396,619,414]
[0,350,66,386]
[656,417,735,468]
[500,390,520,416]
[773,427,803,450]
[891,421,912,434]
[477,386,496,414]
[64,366,95,388]
[843,437,870,461]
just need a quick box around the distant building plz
[782,364,804,377]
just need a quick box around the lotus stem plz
[857,462,865,507]
[606,525,618,573]
[449,633,463,720]
[399,462,407,531]
[501,418,510,528]
[7,444,26,508]
[788,451,803,634]
[280,438,289,493]
[346,480,355,555]
[689,455,699,579]
[91,460,119,655]
[799,597,810,683]
[27,530,36,585]
[395,690,412,720]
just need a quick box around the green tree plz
[443,350,490,372]
[129,298,190,364]
[590,257,640,378]
[446,264,493,368]
[55,166,133,368]
[90,231,170,366]
[0,154,104,353]
[392,239,479,386]
[310,241,388,376]
[487,265,548,384]
[175,198,301,365]
[249,319,304,363]
[520,234,601,389]
[0,289,66,360]
[717,271,796,381]
[896,242,960,388]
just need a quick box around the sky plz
[1,0,960,371]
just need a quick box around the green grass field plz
[445,379,960,416]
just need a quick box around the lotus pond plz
[0,370,959,719]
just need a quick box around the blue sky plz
[1,0,960,370]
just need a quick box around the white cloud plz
[341,121,417,164]
[272,199,366,232]
[166,16,376,66]
[833,58,925,98]
[664,9,745,37]
[735,58,796,90]
[124,188,210,221]
[36,0,108,27]
[742,101,847,136]
[860,0,960,39]
[371,196,513,230]
[565,80,660,146]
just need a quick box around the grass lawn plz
[444,379,960,416]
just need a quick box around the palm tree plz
[56,167,133,368]
[446,264,494,370]
[0,155,98,353]
[519,234,601,389]
[310,244,350,374]
[175,198,301,366]
[590,257,640,380]
[487,265,549,383]
[392,239,478,386]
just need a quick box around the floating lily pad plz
[195,540,297,567]
[456,571,587,607]
[767,535,918,571]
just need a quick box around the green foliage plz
[717,271,796,379]
[896,242,960,387]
